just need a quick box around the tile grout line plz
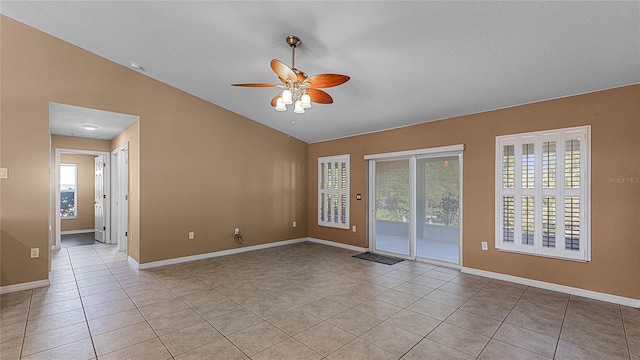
[552,294,572,359]
[18,287,35,359]
[619,305,633,360]
[73,246,99,360]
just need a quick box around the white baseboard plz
[128,256,140,269]
[0,279,50,294]
[136,237,367,270]
[307,237,368,253]
[138,238,308,270]
[60,229,94,235]
[462,267,640,308]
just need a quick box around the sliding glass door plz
[373,159,411,257]
[416,156,460,264]
[368,147,462,266]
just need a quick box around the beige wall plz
[1,16,307,286]
[60,154,96,231]
[309,85,640,300]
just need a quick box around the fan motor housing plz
[286,35,301,48]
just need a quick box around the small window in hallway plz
[60,163,77,218]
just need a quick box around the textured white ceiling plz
[3,1,639,143]
[49,103,138,141]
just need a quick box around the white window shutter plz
[495,126,590,261]
[318,155,350,229]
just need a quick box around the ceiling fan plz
[232,35,350,114]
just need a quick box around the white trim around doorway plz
[54,148,111,250]
[111,143,129,253]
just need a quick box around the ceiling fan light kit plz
[232,35,350,115]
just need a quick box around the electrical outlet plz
[352,225,357,232]
[30,248,39,258]
[481,242,488,251]
[292,221,297,228]
[234,228,240,235]
[188,232,194,240]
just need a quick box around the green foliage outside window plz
[376,158,459,226]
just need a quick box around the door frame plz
[54,148,110,249]
[414,152,464,267]
[366,144,464,268]
[367,157,416,261]
[111,143,129,252]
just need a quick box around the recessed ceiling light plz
[82,125,98,131]
[129,62,143,70]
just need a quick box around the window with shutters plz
[318,154,350,229]
[495,126,590,261]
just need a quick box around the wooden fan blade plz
[305,74,350,88]
[271,59,296,82]
[270,94,280,107]
[231,83,279,87]
[307,88,333,104]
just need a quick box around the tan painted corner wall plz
[1,15,307,286]
[309,85,640,300]
[60,154,96,231]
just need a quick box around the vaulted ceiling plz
[2,1,639,143]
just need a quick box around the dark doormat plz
[352,252,404,265]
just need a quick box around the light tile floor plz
[1,242,638,359]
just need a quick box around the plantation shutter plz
[496,126,589,261]
[318,154,350,229]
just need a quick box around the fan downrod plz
[286,35,302,73]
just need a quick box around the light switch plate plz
[0,168,7,179]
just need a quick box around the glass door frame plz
[368,156,416,260]
[366,145,464,267]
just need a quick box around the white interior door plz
[94,155,106,242]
